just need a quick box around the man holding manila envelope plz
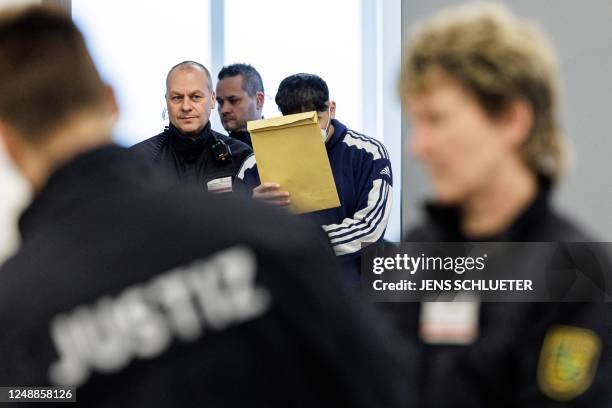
[235,73,393,280]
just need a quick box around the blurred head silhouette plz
[0,6,117,190]
[400,4,564,206]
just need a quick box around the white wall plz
[72,0,212,146]
[359,0,403,241]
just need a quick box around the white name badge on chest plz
[207,177,233,194]
[419,300,480,345]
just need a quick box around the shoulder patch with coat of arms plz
[538,325,601,401]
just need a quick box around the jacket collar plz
[166,121,213,162]
[423,175,553,241]
[325,119,347,152]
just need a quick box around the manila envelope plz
[247,111,340,214]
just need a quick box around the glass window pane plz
[72,1,211,145]
[224,0,362,131]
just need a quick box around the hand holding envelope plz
[252,182,291,206]
[247,111,341,214]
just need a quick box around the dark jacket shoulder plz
[129,132,166,160]
[406,177,596,242]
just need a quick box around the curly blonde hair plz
[399,3,565,182]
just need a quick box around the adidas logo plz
[380,166,391,177]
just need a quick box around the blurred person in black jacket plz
[391,3,610,407]
[0,6,412,407]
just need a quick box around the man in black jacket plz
[131,61,252,194]
[0,6,411,407]
[392,3,611,407]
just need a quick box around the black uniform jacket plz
[0,145,411,407]
[385,177,611,408]
[130,122,252,190]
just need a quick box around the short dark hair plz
[275,73,329,115]
[0,6,105,142]
[217,63,264,97]
[166,61,213,92]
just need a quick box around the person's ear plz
[329,100,337,119]
[209,90,216,110]
[0,121,25,174]
[103,84,119,125]
[256,91,265,111]
[0,122,13,159]
[501,99,533,149]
